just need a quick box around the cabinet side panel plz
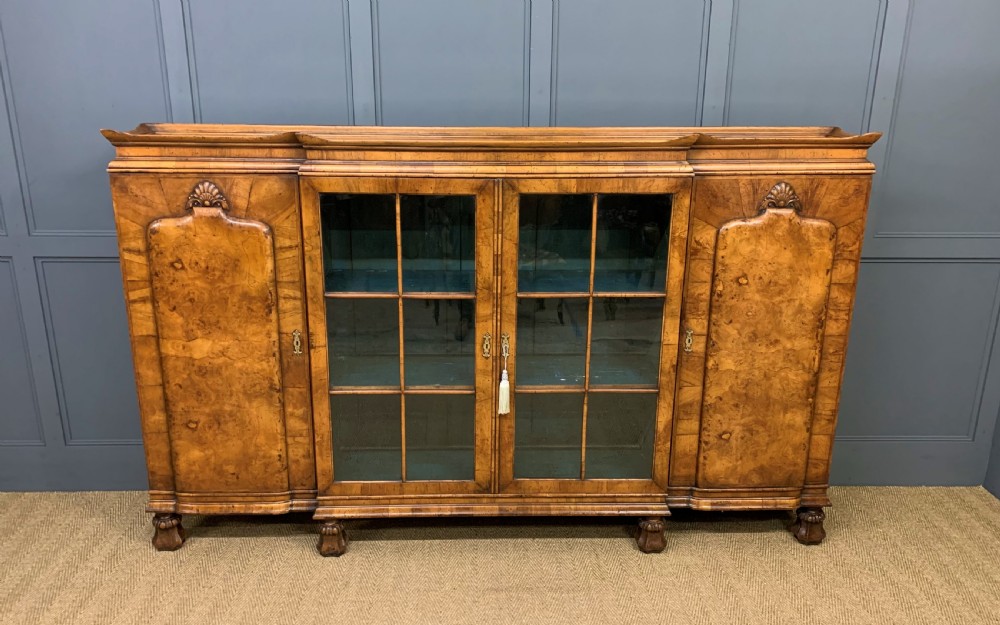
[110,175,179,500]
[147,202,290,494]
[697,209,836,489]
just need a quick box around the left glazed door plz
[112,174,316,513]
[302,178,497,498]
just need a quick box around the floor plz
[1,487,998,625]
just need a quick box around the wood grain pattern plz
[697,184,836,489]
[148,181,289,494]
[103,125,879,553]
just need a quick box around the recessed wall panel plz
[189,0,352,124]
[38,260,140,443]
[0,0,169,233]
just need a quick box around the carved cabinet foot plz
[318,520,348,557]
[788,507,826,545]
[151,513,186,551]
[636,517,667,553]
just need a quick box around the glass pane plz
[400,195,475,293]
[514,393,583,479]
[518,194,592,292]
[516,297,587,386]
[406,394,475,481]
[321,194,397,292]
[403,299,474,387]
[594,194,671,292]
[331,394,401,481]
[585,393,656,479]
[590,297,663,387]
[327,298,399,387]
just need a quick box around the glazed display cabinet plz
[104,125,880,555]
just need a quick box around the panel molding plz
[341,0,356,124]
[548,0,711,126]
[1,0,168,237]
[0,257,45,446]
[35,257,142,446]
[371,0,530,126]
[836,258,1000,443]
[871,0,1000,240]
[721,0,887,133]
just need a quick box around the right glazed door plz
[497,179,691,496]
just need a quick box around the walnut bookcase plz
[103,125,879,556]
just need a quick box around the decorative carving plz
[151,513,186,551]
[318,520,348,557]
[758,181,802,213]
[636,517,667,553]
[788,507,826,545]
[186,180,229,211]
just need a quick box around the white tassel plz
[498,369,510,414]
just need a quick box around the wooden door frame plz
[497,177,692,495]
[301,176,497,498]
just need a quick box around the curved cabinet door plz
[671,178,870,506]
[113,175,314,511]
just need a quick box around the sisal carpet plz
[1,487,998,625]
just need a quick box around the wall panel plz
[0,0,169,234]
[187,0,353,124]
[36,259,141,445]
[0,259,43,445]
[723,0,884,132]
[373,0,528,125]
[552,0,709,126]
[0,0,998,489]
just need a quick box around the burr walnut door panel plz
[496,178,691,495]
[673,178,870,494]
[115,174,314,501]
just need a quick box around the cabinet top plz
[102,124,881,176]
[103,123,880,149]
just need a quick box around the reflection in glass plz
[321,194,397,292]
[403,299,474,387]
[594,194,671,292]
[406,394,475,480]
[518,194,592,292]
[585,393,656,479]
[514,393,583,479]
[589,298,664,386]
[401,195,475,293]
[331,394,401,481]
[327,299,399,387]
[515,298,587,386]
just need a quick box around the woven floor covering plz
[1,487,998,625]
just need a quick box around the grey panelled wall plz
[0,0,998,490]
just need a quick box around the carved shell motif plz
[758,181,802,213]
[186,181,229,211]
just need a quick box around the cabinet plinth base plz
[788,507,826,545]
[636,517,667,553]
[151,513,186,551]
[318,520,348,557]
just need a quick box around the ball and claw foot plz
[788,507,826,545]
[318,520,348,557]
[636,517,667,553]
[151,513,186,551]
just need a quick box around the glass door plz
[303,178,496,496]
[497,179,689,494]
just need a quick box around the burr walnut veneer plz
[103,124,879,555]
